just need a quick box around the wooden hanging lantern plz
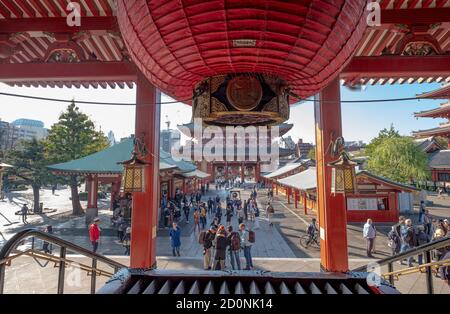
[118,137,148,193]
[328,152,357,195]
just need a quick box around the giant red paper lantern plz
[118,0,368,104]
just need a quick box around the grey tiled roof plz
[429,149,450,169]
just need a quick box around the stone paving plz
[1,185,449,294]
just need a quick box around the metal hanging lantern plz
[328,152,357,195]
[118,136,148,193]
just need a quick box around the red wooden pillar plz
[87,174,98,209]
[130,73,160,269]
[255,162,260,182]
[314,77,348,272]
[303,193,308,215]
[287,187,291,204]
[275,183,278,195]
[85,174,99,224]
[294,190,298,209]
[110,180,121,211]
[241,162,245,182]
[182,178,186,194]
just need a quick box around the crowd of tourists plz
[362,200,449,282]
[166,186,265,270]
[160,189,205,229]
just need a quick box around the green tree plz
[6,138,53,212]
[365,124,400,157]
[45,102,109,215]
[367,136,429,184]
[307,148,315,160]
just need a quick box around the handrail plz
[353,236,450,272]
[2,249,115,277]
[352,235,450,294]
[381,260,450,281]
[0,228,126,294]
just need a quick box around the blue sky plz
[0,81,445,145]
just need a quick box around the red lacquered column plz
[314,78,348,272]
[130,73,160,269]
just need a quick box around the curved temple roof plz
[47,138,197,176]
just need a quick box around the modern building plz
[160,121,181,154]
[11,119,48,142]
[0,120,19,150]
[295,138,314,158]
[107,131,116,146]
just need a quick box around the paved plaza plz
[0,185,449,294]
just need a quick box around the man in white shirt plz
[363,218,377,258]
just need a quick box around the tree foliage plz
[365,124,400,157]
[307,148,315,160]
[6,138,53,211]
[367,136,429,184]
[45,102,109,215]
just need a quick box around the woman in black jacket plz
[214,228,228,270]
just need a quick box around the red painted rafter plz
[342,55,450,78]
[81,0,99,17]
[2,0,23,17]
[13,0,36,17]
[28,0,50,17]
[0,61,137,82]
[0,16,117,33]
[41,0,62,16]
[380,8,450,25]
[97,0,112,15]
[0,2,11,17]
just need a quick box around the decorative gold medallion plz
[226,76,262,111]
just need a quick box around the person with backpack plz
[169,222,181,257]
[419,201,426,223]
[117,217,127,243]
[416,225,430,265]
[200,205,207,229]
[193,209,201,233]
[207,197,214,215]
[123,227,131,256]
[266,202,274,227]
[363,218,377,258]
[183,203,190,223]
[225,206,233,227]
[214,227,228,270]
[236,206,244,225]
[227,225,241,270]
[215,203,222,224]
[243,200,248,221]
[239,223,254,270]
[387,226,401,256]
[400,219,416,266]
[201,226,217,270]
[423,210,432,236]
